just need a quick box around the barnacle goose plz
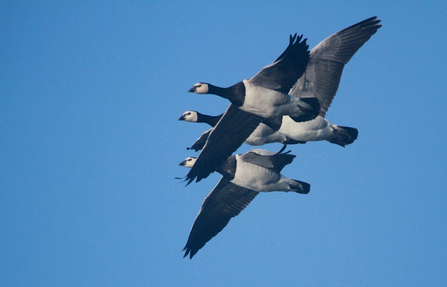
[188,34,319,121]
[179,148,310,258]
[179,110,300,150]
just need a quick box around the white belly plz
[244,123,286,145]
[240,80,297,118]
[278,116,334,142]
[231,158,287,192]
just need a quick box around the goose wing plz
[186,104,262,184]
[183,178,258,259]
[187,128,212,152]
[240,149,296,172]
[289,16,381,116]
[248,34,310,94]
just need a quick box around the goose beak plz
[188,87,196,93]
[179,160,186,166]
[178,115,185,121]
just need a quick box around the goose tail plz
[329,126,359,147]
[289,179,310,194]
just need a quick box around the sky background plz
[2,1,447,286]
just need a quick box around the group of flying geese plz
[178,17,381,259]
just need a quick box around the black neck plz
[208,82,245,107]
[197,113,222,127]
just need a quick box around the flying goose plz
[179,110,356,149]
[179,110,300,150]
[179,148,310,258]
[182,16,381,157]
[185,34,320,184]
[188,34,319,121]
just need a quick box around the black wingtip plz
[289,33,297,44]
[340,16,382,35]
[185,174,201,186]
[182,246,196,259]
[182,247,190,259]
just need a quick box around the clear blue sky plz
[2,1,447,286]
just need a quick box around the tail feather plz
[329,126,358,147]
[289,179,310,194]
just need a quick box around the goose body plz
[189,82,319,122]
[276,115,358,147]
[231,153,303,192]
[180,149,309,193]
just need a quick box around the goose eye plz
[186,112,191,115]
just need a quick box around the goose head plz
[188,83,209,94]
[178,110,198,122]
[179,157,197,168]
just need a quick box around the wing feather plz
[249,34,310,94]
[289,16,382,116]
[240,149,296,172]
[183,178,258,259]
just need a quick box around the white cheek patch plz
[190,112,198,122]
[186,158,197,167]
[195,84,208,94]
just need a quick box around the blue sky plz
[2,1,447,286]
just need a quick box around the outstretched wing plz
[240,149,296,172]
[183,178,258,259]
[290,16,382,116]
[248,34,310,94]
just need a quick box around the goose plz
[183,16,381,160]
[179,148,310,258]
[185,34,320,184]
[179,110,300,150]
[188,34,319,121]
[180,148,309,193]
[179,110,356,149]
